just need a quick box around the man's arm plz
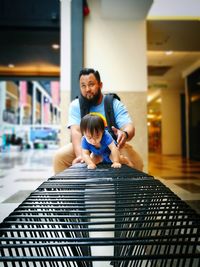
[112,99,135,148]
[112,123,135,149]
[70,124,83,164]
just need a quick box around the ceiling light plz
[52,44,60,50]
[8,64,15,68]
[165,50,173,56]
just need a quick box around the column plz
[60,0,71,146]
[19,104,24,125]
[41,94,44,125]
[0,82,6,125]
[32,84,36,124]
[84,0,153,171]
[161,89,181,155]
[0,82,6,150]
[19,81,28,125]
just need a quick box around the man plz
[53,68,143,174]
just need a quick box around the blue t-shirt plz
[81,130,114,163]
[67,95,132,130]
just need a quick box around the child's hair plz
[80,114,105,136]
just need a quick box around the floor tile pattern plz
[148,153,200,214]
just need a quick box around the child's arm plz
[108,141,122,168]
[82,148,96,169]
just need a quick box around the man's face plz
[80,73,102,104]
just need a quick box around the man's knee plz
[53,149,65,174]
[120,143,143,171]
[134,156,144,171]
[53,145,73,174]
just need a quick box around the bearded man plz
[53,68,143,174]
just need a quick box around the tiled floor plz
[148,153,200,214]
[0,149,200,223]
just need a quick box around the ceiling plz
[146,19,200,121]
[0,0,60,78]
[0,28,60,77]
[147,20,200,91]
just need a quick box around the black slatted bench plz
[0,164,200,267]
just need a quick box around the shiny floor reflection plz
[0,149,55,222]
[148,153,200,214]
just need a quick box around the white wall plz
[84,0,148,93]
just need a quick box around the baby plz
[80,113,132,169]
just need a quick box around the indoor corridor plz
[0,149,200,224]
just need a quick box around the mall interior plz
[0,0,200,224]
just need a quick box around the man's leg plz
[53,143,75,174]
[120,143,143,171]
[119,154,134,168]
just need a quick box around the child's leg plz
[90,153,103,165]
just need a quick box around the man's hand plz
[111,126,127,149]
[72,155,84,165]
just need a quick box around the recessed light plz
[8,64,15,68]
[52,44,60,50]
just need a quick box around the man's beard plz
[81,89,101,106]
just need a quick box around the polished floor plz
[148,153,200,214]
[0,148,55,223]
[0,149,200,223]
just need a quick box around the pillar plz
[32,84,36,124]
[60,0,71,146]
[84,0,152,171]
[0,82,6,126]
[161,89,181,155]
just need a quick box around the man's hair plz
[79,68,101,83]
[80,114,105,136]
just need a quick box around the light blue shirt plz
[67,95,132,130]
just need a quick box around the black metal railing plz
[0,164,199,266]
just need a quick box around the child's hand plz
[87,163,96,169]
[111,162,121,168]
